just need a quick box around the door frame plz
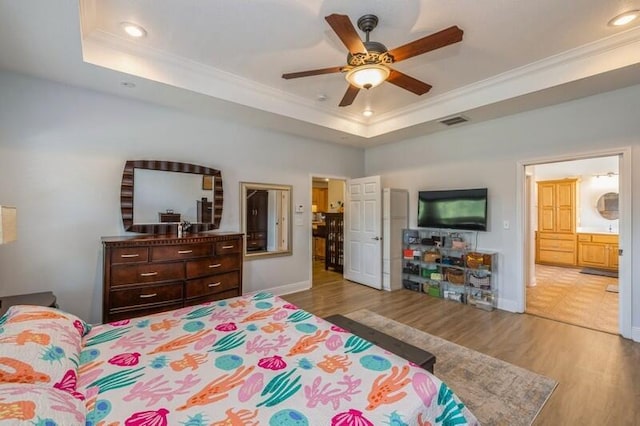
[516,147,632,338]
[309,173,348,286]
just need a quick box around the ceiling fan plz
[282,14,463,107]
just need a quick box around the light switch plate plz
[295,204,304,213]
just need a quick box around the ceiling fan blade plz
[388,26,463,62]
[325,14,367,55]
[387,69,432,95]
[282,66,344,79]
[339,84,360,107]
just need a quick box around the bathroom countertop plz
[576,227,618,235]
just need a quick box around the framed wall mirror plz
[596,192,619,220]
[240,182,292,259]
[121,160,223,234]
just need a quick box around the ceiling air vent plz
[440,115,469,126]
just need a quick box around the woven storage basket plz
[446,268,465,284]
[423,251,440,263]
[466,252,484,269]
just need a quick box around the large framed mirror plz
[240,182,292,259]
[121,160,223,234]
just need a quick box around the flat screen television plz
[418,188,488,231]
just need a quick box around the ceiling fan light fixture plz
[608,10,639,26]
[345,64,390,90]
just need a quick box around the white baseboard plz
[255,280,311,297]
[497,297,520,313]
[632,326,640,343]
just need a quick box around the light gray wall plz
[0,72,364,323]
[365,83,640,334]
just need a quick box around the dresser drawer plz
[215,240,241,255]
[538,232,575,241]
[185,272,240,299]
[109,282,184,309]
[247,239,267,251]
[185,289,240,307]
[111,247,149,264]
[111,262,185,286]
[539,238,575,252]
[151,244,213,261]
[186,255,241,279]
[539,250,575,265]
[591,234,617,244]
[108,302,184,322]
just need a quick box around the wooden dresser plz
[102,233,243,323]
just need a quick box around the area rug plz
[606,284,619,293]
[580,267,618,278]
[345,309,557,426]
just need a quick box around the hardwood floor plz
[283,276,640,425]
[526,264,618,334]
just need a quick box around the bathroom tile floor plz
[526,264,618,334]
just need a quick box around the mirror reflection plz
[240,182,292,258]
[134,169,214,224]
[121,160,223,234]
[596,192,619,220]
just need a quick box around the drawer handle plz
[209,263,222,269]
[178,250,193,254]
[139,293,157,298]
[208,282,222,288]
[120,254,140,258]
[222,245,234,249]
[140,272,159,277]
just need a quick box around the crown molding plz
[79,8,640,139]
[82,29,369,136]
[366,26,640,137]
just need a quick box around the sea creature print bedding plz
[75,293,478,425]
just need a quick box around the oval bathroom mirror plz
[596,192,619,220]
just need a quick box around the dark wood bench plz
[325,314,436,374]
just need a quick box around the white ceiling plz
[1,0,640,147]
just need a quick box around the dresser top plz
[102,232,243,245]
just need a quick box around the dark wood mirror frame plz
[121,160,223,234]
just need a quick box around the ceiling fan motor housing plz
[347,15,394,66]
[347,42,393,67]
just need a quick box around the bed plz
[0,292,478,425]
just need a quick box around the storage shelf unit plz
[402,228,498,311]
[325,213,344,272]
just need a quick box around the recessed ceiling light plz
[316,94,328,102]
[120,22,147,38]
[608,10,639,26]
[362,109,374,117]
[121,82,136,88]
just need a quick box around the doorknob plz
[372,236,381,241]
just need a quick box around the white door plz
[344,175,382,289]
[383,189,409,291]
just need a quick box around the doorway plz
[311,176,345,287]
[521,153,627,335]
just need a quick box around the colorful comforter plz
[78,293,478,425]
